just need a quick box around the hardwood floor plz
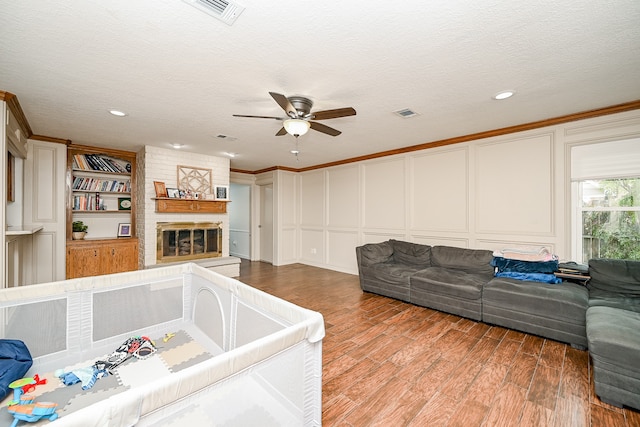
[237,261,640,426]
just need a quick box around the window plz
[571,138,640,263]
[577,178,640,263]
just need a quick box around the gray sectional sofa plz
[585,259,640,410]
[356,239,640,410]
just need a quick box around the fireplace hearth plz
[156,222,222,263]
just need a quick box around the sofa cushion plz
[588,289,640,313]
[430,246,494,276]
[588,259,640,296]
[483,277,588,348]
[587,306,640,372]
[410,268,486,300]
[484,277,588,323]
[389,240,431,267]
[365,261,423,286]
[357,241,394,267]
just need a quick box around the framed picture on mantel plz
[214,185,229,201]
[154,181,167,198]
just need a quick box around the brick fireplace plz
[138,145,239,277]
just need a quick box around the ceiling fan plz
[233,92,356,137]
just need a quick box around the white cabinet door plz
[23,139,67,283]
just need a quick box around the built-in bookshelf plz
[67,144,138,278]
[66,144,139,278]
[70,152,132,212]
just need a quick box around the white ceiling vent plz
[182,0,245,25]
[393,108,419,118]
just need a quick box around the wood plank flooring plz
[237,261,640,426]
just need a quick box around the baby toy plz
[20,374,46,394]
[7,378,58,426]
[56,336,158,390]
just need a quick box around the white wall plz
[229,183,251,259]
[140,145,230,267]
[282,109,640,275]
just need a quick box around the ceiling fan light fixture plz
[283,119,310,136]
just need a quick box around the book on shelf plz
[72,193,107,211]
[72,153,131,174]
[72,176,130,192]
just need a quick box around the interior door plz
[259,184,273,264]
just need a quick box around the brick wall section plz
[138,145,230,267]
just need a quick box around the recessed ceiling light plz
[224,152,237,158]
[171,143,184,149]
[290,150,300,155]
[109,109,127,117]
[493,90,515,100]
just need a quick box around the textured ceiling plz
[1,0,639,171]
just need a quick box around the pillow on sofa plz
[431,245,494,275]
[358,241,394,267]
[390,240,431,267]
[588,258,640,296]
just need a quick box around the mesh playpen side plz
[0,263,324,426]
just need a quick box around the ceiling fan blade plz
[310,121,341,136]
[232,114,284,120]
[269,92,298,118]
[311,107,356,121]
[275,127,287,136]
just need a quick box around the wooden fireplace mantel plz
[153,198,228,214]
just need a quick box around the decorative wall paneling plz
[292,110,640,275]
[475,133,555,236]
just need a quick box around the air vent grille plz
[182,0,245,25]
[393,108,419,118]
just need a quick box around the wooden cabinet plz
[66,144,139,278]
[154,198,227,213]
[66,238,138,279]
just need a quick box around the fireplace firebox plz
[156,222,222,263]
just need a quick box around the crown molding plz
[0,90,33,138]
[232,99,640,174]
[30,135,72,145]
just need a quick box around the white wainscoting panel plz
[25,140,66,282]
[328,230,359,273]
[279,172,297,226]
[410,148,468,232]
[476,134,554,235]
[300,171,325,227]
[327,165,359,228]
[363,158,405,229]
[279,228,297,263]
[412,235,469,248]
[33,232,56,284]
[32,146,58,222]
[362,233,405,245]
[300,228,324,264]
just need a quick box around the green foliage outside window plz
[582,178,640,262]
